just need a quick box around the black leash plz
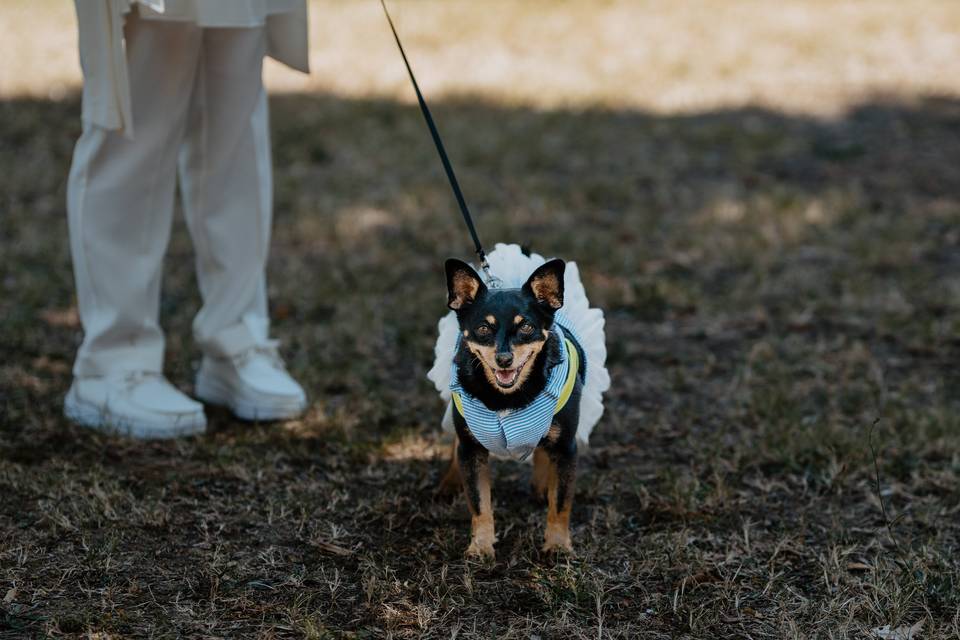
[379,0,499,284]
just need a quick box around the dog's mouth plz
[492,355,531,389]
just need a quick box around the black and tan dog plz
[436,257,587,558]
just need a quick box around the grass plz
[2,1,960,638]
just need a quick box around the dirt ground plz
[2,1,959,638]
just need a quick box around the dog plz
[428,243,609,558]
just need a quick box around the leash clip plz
[479,257,503,289]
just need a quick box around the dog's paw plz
[465,540,496,560]
[542,532,573,554]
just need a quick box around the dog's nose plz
[495,352,514,368]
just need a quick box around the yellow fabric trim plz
[554,338,579,415]
[450,337,579,418]
[452,389,464,416]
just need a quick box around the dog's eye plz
[475,325,492,337]
[518,322,535,335]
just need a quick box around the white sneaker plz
[64,372,207,439]
[195,341,307,421]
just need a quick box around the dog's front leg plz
[542,439,577,553]
[458,438,495,559]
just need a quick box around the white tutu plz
[426,243,610,448]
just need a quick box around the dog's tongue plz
[496,369,518,385]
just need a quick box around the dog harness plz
[449,323,582,461]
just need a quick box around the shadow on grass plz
[1,90,959,637]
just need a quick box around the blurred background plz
[6,1,960,110]
[2,1,959,638]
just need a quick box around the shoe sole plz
[64,387,206,440]
[195,371,306,422]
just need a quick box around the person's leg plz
[65,11,206,437]
[179,26,306,420]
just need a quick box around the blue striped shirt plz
[450,319,580,461]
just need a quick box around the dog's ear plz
[523,259,565,310]
[445,258,487,310]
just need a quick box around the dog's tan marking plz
[545,424,562,443]
[514,315,524,325]
[543,458,574,553]
[507,340,546,390]
[467,342,498,371]
[485,315,496,325]
[467,342,508,390]
[449,271,481,309]
[468,514,496,559]
[544,509,572,552]
[531,448,549,501]
[465,463,496,558]
[529,271,563,309]
[467,338,547,393]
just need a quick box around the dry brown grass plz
[2,1,960,638]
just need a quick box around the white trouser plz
[67,11,273,378]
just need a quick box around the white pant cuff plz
[197,321,261,359]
